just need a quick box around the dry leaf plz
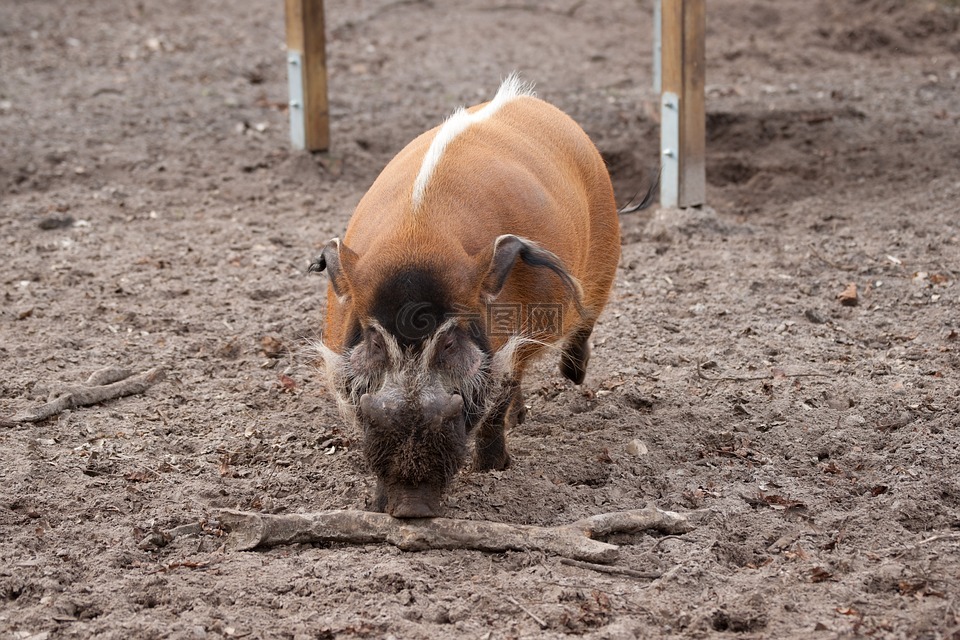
[837,283,858,306]
[278,374,297,392]
[810,566,833,582]
[124,470,157,483]
[259,335,285,358]
[218,454,232,477]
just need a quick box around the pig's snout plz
[385,484,443,519]
[359,391,463,428]
[359,391,466,519]
[426,392,464,426]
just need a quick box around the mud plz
[2,0,959,637]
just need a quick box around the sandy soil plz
[2,0,960,637]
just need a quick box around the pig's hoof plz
[368,483,389,513]
[473,451,511,472]
[560,327,592,385]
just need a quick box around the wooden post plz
[660,0,705,208]
[285,0,329,151]
[652,0,662,93]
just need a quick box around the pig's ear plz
[308,238,358,299]
[480,234,584,311]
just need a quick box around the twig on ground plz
[331,0,432,35]
[2,366,166,425]
[156,505,693,564]
[651,534,697,551]
[916,533,960,546]
[559,557,661,580]
[506,595,548,629]
[138,522,206,550]
[480,1,584,17]
[878,533,960,557]
[696,360,831,383]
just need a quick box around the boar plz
[310,75,620,517]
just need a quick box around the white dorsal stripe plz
[412,73,536,209]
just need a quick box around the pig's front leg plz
[472,379,523,471]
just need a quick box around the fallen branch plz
[2,366,166,426]
[211,505,692,564]
[696,360,830,383]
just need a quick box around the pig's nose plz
[360,392,463,427]
[423,393,464,427]
[388,485,443,519]
[389,497,438,519]
[359,393,392,426]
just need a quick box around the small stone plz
[626,439,649,456]
[804,308,827,324]
[37,215,75,230]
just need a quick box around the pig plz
[310,75,620,517]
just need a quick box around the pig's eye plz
[363,329,389,366]
[440,334,456,356]
[433,330,463,370]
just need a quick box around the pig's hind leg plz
[559,326,592,385]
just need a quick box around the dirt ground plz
[2,0,960,637]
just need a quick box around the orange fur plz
[323,93,619,376]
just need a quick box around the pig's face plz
[350,315,490,517]
[319,261,497,518]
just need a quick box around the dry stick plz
[505,595,548,629]
[2,367,166,425]
[215,505,693,564]
[696,360,831,383]
[480,1,585,17]
[559,558,661,580]
[880,532,960,557]
[84,367,133,388]
[138,522,206,550]
[651,534,696,551]
[43,367,134,403]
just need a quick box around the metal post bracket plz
[286,51,306,150]
[660,91,680,209]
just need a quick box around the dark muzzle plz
[359,391,465,518]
